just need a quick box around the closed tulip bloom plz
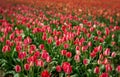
[61,50,67,56]
[99,72,109,77]
[103,48,110,56]
[74,54,80,62]
[35,59,44,67]
[94,66,100,74]
[116,65,120,73]
[24,63,30,71]
[46,56,52,62]
[83,59,88,65]
[39,44,44,50]
[111,52,116,58]
[2,45,11,53]
[62,62,72,74]
[56,65,62,72]
[15,65,21,72]
[41,70,50,77]
[105,64,112,72]
[66,52,72,58]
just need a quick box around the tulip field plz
[0,0,120,77]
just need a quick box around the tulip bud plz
[56,65,62,72]
[15,65,21,72]
[116,65,120,73]
[24,63,30,71]
[94,66,100,74]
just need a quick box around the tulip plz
[15,65,21,73]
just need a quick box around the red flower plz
[111,52,116,58]
[18,51,26,60]
[6,40,13,46]
[64,43,69,49]
[90,52,96,58]
[56,40,60,46]
[87,41,92,47]
[23,37,32,45]
[41,50,49,59]
[83,59,88,65]
[105,64,112,72]
[41,70,50,77]
[34,51,40,58]
[46,56,52,62]
[116,65,120,73]
[9,32,15,40]
[102,58,108,65]
[99,72,109,77]
[42,33,47,40]
[74,54,80,62]
[35,59,44,67]
[103,48,110,56]
[76,46,80,51]
[30,44,36,51]
[66,52,72,58]
[94,66,100,74]
[24,63,30,71]
[16,45,22,52]
[2,45,11,53]
[27,56,36,66]
[105,27,110,36]
[47,37,53,44]
[61,50,67,56]
[82,46,88,52]
[39,44,45,50]
[99,54,104,60]
[56,65,62,72]
[62,62,72,74]
[15,65,21,72]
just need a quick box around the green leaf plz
[14,73,19,77]
[70,74,78,77]
[59,72,64,77]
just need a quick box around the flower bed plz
[0,4,120,77]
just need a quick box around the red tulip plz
[103,48,110,56]
[24,63,30,71]
[90,52,96,58]
[35,59,44,67]
[76,46,80,51]
[105,64,112,72]
[15,65,21,73]
[111,52,116,58]
[39,44,45,50]
[61,50,67,56]
[18,51,26,60]
[94,66,100,74]
[74,54,80,62]
[23,37,32,45]
[56,65,62,72]
[2,45,11,53]
[116,65,120,73]
[34,51,40,58]
[41,50,49,59]
[62,62,72,74]
[16,45,22,52]
[47,37,52,44]
[64,43,69,49]
[99,72,109,77]
[30,44,36,51]
[41,70,50,77]
[46,56,52,62]
[105,27,110,36]
[66,52,72,58]
[83,59,88,65]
